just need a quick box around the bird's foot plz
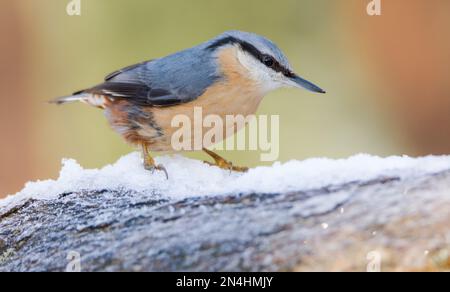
[202,148,249,173]
[203,160,249,173]
[144,163,169,179]
[142,144,169,179]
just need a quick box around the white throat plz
[235,47,286,94]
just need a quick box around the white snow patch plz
[1,153,450,210]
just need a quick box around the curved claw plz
[142,144,169,179]
[145,164,169,180]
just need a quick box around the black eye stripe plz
[207,36,292,77]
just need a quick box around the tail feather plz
[49,93,89,105]
[50,92,112,109]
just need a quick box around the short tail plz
[49,92,90,105]
[50,91,112,109]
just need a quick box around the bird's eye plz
[262,55,275,67]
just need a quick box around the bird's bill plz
[289,74,326,94]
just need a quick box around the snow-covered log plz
[0,153,449,272]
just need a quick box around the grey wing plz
[77,51,220,107]
[82,81,187,107]
[103,60,151,81]
[78,61,191,107]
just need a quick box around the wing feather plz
[104,60,151,81]
[74,48,219,107]
[80,82,187,107]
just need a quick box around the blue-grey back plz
[85,31,290,106]
[109,45,220,104]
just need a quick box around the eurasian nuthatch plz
[53,31,325,177]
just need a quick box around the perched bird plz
[52,31,325,177]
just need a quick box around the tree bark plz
[0,169,449,272]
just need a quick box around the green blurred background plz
[1,0,450,197]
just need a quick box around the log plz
[0,154,450,272]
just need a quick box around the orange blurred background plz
[1,0,449,197]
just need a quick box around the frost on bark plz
[0,168,449,272]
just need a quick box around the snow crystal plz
[1,152,450,210]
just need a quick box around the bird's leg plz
[142,144,168,179]
[202,148,249,173]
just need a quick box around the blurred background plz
[1,0,450,197]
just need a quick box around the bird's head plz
[207,31,325,95]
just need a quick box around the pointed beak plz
[289,74,326,94]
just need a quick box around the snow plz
[1,152,450,210]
